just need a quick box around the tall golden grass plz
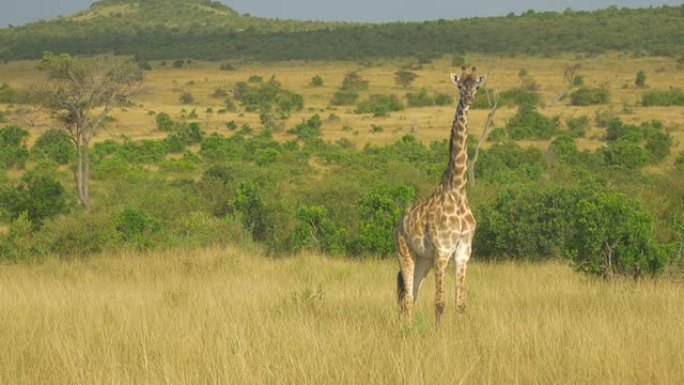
[1,246,682,385]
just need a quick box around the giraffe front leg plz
[454,236,473,314]
[455,259,468,314]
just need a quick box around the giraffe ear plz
[450,73,461,84]
[478,75,487,85]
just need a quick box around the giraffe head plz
[450,66,486,106]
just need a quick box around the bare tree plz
[35,52,143,210]
[553,63,582,104]
[468,88,499,186]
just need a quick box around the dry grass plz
[1,246,682,385]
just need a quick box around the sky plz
[0,0,682,27]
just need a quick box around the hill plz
[0,1,683,61]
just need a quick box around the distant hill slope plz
[1,1,683,61]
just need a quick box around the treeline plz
[1,3,683,61]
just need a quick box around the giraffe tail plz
[396,271,406,304]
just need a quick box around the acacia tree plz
[394,70,418,88]
[36,52,143,210]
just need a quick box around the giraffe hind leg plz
[397,235,416,320]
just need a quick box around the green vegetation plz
[1,2,683,61]
[570,87,611,106]
[641,89,684,106]
[506,106,560,140]
[1,105,681,279]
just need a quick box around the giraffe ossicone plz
[396,66,486,324]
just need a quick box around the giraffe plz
[396,66,486,324]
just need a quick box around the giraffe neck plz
[441,98,469,194]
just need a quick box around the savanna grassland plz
[1,246,683,385]
[2,42,684,385]
[3,53,684,152]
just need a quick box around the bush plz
[498,87,541,107]
[340,71,369,91]
[506,106,560,140]
[565,115,589,137]
[39,210,120,258]
[602,140,650,169]
[32,129,75,164]
[237,76,304,114]
[310,75,324,87]
[179,92,195,104]
[0,82,17,103]
[355,94,404,116]
[116,206,159,248]
[168,211,251,248]
[287,114,323,140]
[155,112,175,131]
[635,70,647,87]
[406,89,434,107]
[232,181,270,242]
[475,142,545,183]
[570,87,610,106]
[0,212,37,261]
[0,125,29,168]
[641,89,684,106]
[357,185,416,257]
[293,205,347,255]
[569,191,668,278]
[475,187,586,260]
[330,90,359,106]
[0,171,71,226]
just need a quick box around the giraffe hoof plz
[456,303,466,314]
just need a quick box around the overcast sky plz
[0,0,681,27]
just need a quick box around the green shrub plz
[340,71,369,91]
[602,140,650,169]
[356,94,404,116]
[293,205,347,255]
[498,87,541,107]
[605,118,642,142]
[635,70,647,87]
[310,75,324,87]
[475,142,545,182]
[167,211,251,248]
[0,171,71,226]
[675,152,684,170]
[232,181,270,242]
[237,77,304,114]
[32,129,75,164]
[287,114,323,140]
[39,210,120,258]
[406,89,434,107]
[506,106,560,140]
[570,87,610,106]
[0,212,37,261]
[357,185,416,257]
[116,206,159,248]
[565,115,589,137]
[475,187,587,260]
[0,125,29,168]
[433,92,454,106]
[641,89,684,106]
[569,191,668,278]
[0,82,17,103]
[330,90,359,106]
[155,112,175,131]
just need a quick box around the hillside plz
[0,1,683,61]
